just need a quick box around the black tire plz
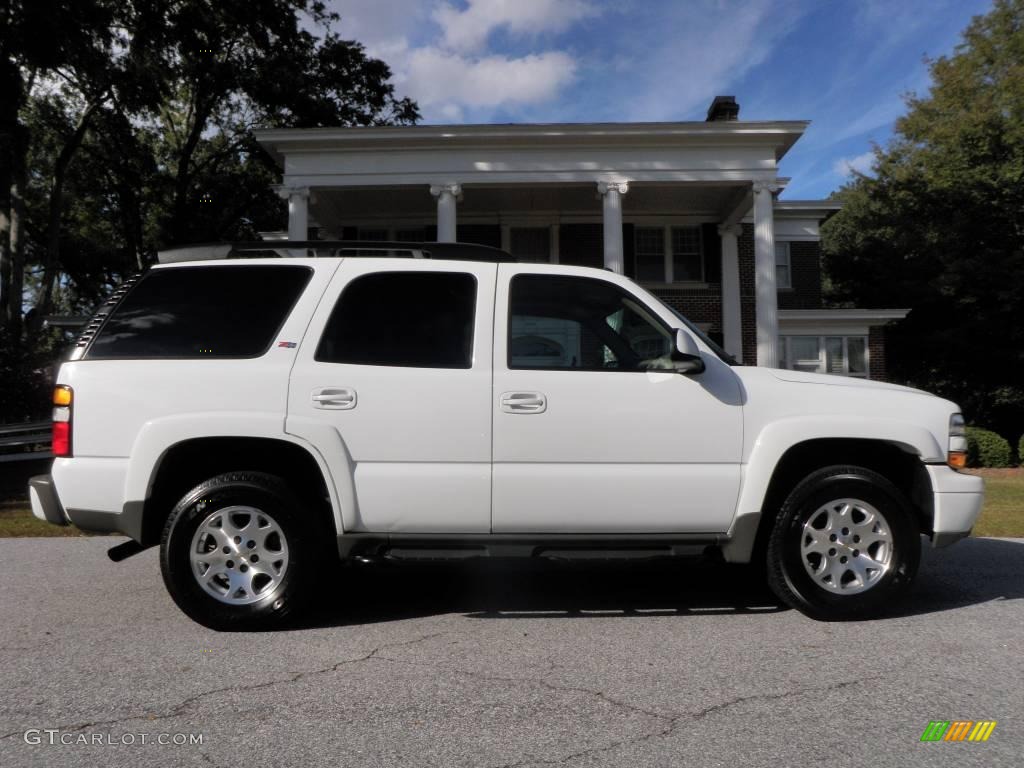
[766,465,920,620]
[160,472,322,630]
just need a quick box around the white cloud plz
[832,98,907,142]
[833,151,876,177]
[401,48,577,111]
[433,0,594,52]
[615,1,807,121]
[327,0,586,121]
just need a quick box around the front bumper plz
[925,465,985,548]
[29,475,69,526]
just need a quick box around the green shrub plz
[1018,433,1024,466]
[966,427,1012,468]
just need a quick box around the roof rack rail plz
[156,240,516,265]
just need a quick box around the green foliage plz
[822,0,1024,439]
[1018,433,1024,465]
[966,427,1013,468]
[0,327,64,422]
[1,0,420,421]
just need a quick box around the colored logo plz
[920,721,997,742]
[277,341,297,348]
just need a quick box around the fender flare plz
[124,412,346,534]
[721,416,942,563]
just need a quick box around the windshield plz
[662,303,738,366]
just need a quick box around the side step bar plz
[338,533,725,563]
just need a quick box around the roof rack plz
[156,240,516,265]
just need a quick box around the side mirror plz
[672,329,706,375]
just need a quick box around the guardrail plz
[0,421,52,463]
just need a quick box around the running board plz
[337,533,725,563]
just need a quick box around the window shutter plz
[558,224,604,268]
[702,223,721,283]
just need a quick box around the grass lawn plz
[0,500,97,537]
[0,469,1021,538]
[965,468,1024,538]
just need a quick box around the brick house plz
[255,97,906,379]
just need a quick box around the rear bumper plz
[925,465,985,548]
[29,473,144,540]
[29,475,69,526]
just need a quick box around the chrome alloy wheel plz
[189,506,290,605]
[800,498,893,595]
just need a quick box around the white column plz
[597,181,628,273]
[718,223,743,360]
[752,181,780,367]
[276,185,310,241]
[430,184,462,243]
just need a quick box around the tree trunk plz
[7,122,27,344]
[0,179,10,328]
[31,98,102,333]
[0,58,25,336]
[168,84,209,245]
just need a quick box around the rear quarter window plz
[85,265,312,359]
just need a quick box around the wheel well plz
[140,437,333,547]
[750,438,933,561]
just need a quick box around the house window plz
[775,241,791,289]
[356,226,426,242]
[780,335,869,378]
[357,227,389,241]
[634,227,665,282]
[395,227,427,242]
[634,225,703,283]
[672,227,703,281]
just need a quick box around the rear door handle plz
[500,391,547,414]
[312,387,357,410]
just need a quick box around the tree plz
[0,0,418,421]
[822,0,1024,442]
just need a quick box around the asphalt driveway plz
[0,537,1021,767]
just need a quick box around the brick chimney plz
[706,95,740,122]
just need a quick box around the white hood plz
[767,368,929,395]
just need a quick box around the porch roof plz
[255,120,809,190]
[256,120,808,162]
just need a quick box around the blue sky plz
[328,0,994,198]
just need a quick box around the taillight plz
[52,385,73,457]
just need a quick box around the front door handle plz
[312,387,357,410]
[500,391,547,414]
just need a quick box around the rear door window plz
[316,271,477,368]
[86,265,312,359]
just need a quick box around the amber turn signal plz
[948,451,967,470]
[53,385,73,406]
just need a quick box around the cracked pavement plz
[0,537,1022,767]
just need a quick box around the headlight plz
[948,413,967,469]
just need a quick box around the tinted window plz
[86,265,312,359]
[509,275,673,371]
[316,272,476,368]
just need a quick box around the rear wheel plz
[766,465,920,620]
[160,472,321,630]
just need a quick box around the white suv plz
[29,242,984,628]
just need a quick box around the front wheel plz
[766,465,920,620]
[160,472,321,630]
